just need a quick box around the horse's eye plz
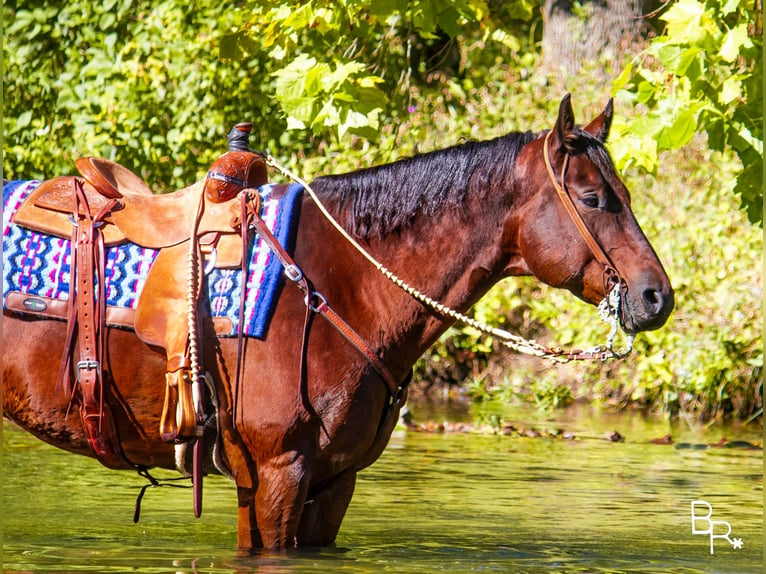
[581,194,600,209]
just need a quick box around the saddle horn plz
[205,122,268,203]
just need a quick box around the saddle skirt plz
[2,179,303,338]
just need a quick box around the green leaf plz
[720,0,742,16]
[273,54,318,99]
[367,0,408,20]
[314,97,340,128]
[436,7,463,37]
[304,63,330,97]
[491,28,521,52]
[719,77,742,105]
[630,113,664,138]
[704,117,726,151]
[652,44,683,73]
[610,60,634,94]
[677,46,703,79]
[412,0,439,38]
[285,116,307,130]
[660,0,717,47]
[734,159,763,225]
[636,80,657,104]
[659,106,700,149]
[676,46,707,82]
[506,0,535,20]
[719,24,753,63]
[322,60,366,92]
[283,3,314,30]
[610,131,658,173]
[16,111,33,130]
[99,11,116,30]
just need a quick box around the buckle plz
[68,216,105,229]
[284,264,303,283]
[76,359,100,381]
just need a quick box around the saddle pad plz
[3,180,303,338]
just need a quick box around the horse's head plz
[508,94,674,333]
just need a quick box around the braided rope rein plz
[263,154,634,363]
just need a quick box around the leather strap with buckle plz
[231,188,402,428]
[60,178,135,470]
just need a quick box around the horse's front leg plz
[236,484,263,550]
[254,451,313,548]
[296,468,356,546]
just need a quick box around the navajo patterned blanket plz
[3,180,303,338]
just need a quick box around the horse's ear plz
[551,93,576,152]
[583,98,614,142]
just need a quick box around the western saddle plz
[12,123,269,473]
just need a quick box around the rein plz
[262,147,635,364]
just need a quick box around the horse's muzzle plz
[621,273,674,333]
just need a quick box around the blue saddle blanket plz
[3,179,303,338]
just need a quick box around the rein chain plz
[261,151,634,363]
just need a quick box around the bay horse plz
[3,95,673,549]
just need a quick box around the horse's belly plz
[2,313,177,468]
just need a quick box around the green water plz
[2,403,762,573]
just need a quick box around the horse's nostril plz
[642,288,663,314]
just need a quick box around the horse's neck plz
[302,182,515,376]
[382,204,510,365]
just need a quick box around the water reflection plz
[3,403,762,573]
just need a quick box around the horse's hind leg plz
[296,469,356,547]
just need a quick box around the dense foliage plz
[611,0,763,225]
[3,0,538,184]
[3,0,761,420]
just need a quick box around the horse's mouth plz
[619,287,674,334]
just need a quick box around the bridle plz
[542,130,624,298]
[541,129,634,358]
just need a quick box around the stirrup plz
[160,367,198,443]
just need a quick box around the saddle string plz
[58,179,90,401]
[132,467,192,524]
[261,154,632,363]
[59,181,121,413]
[187,181,207,428]
[53,178,138,471]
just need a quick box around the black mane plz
[310,131,537,238]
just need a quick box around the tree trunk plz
[541,0,649,77]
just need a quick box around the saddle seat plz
[74,151,268,248]
[75,156,155,198]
